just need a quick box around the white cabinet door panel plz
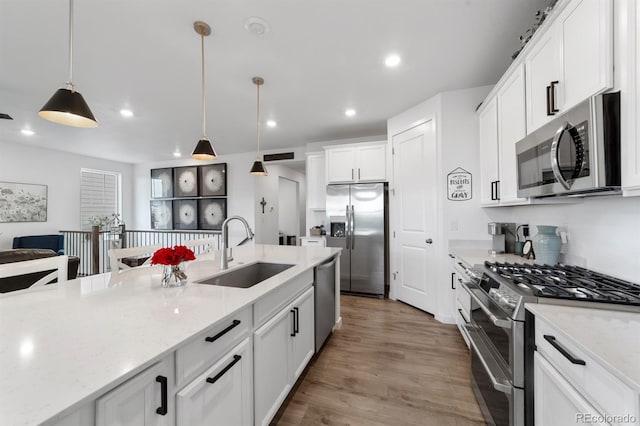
[526,28,561,133]
[290,288,315,381]
[326,147,356,183]
[176,338,252,426]
[478,97,500,206]
[356,144,386,181]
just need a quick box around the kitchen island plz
[0,244,340,426]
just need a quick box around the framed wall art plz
[198,198,227,230]
[150,168,173,198]
[0,181,47,223]
[199,163,227,196]
[173,166,199,197]
[150,200,173,230]
[173,199,198,230]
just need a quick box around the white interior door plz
[392,120,437,314]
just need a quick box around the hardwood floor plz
[273,295,485,426]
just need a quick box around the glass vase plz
[161,262,188,287]
[532,225,562,265]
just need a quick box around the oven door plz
[467,326,524,426]
[463,282,524,387]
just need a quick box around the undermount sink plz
[195,262,294,288]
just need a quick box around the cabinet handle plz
[546,85,553,116]
[448,253,455,259]
[155,375,168,416]
[205,319,241,343]
[206,355,242,385]
[291,309,296,337]
[550,81,559,113]
[543,335,586,365]
[451,272,456,290]
[294,307,300,334]
[457,309,470,324]
[490,181,496,201]
[358,168,361,180]
[352,169,354,180]
[496,180,500,201]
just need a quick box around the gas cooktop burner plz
[484,261,640,305]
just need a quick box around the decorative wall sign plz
[199,163,227,196]
[0,181,47,223]
[150,168,173,198]
[198,198,227,230]
[150,200,172,230]
[173,199,198,230]
[173,166,199,197]
[447,167,472,201]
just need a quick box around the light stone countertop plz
[0,244,340,426]
[526,304,640,393]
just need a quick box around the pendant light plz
[250,77,267,175]
[39,0,98,128]
[191,21,217,161]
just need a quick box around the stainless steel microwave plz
[516,92,620,198]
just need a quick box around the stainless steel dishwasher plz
[315,256,337,352]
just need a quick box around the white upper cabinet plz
[526,0,613,134]
[478,97,500,206]
[622,0,640,196]
[497,64,528,205]
[325,141,387,183]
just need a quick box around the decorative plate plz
[199,163,227,196]
[199,198,227,230]
[173,166,199,197]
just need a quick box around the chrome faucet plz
[220,215,255,270]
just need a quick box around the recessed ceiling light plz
[120,109,134,118]
[173,151,182,157]
[244,17,271,36]
[266,120,277,128]
[345,109,356,117]
[385,55,401,67]
[21,129,35,136]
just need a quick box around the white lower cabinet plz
[254,287,315,426]
[534,352,605,426]
[176,338,253,426]
[96,355,174,426]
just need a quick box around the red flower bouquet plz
[151,245,196,266]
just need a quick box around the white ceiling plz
[0,0,548,164]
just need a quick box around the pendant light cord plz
[67,0,74,89]
[201,33,207,138]
[256,82,261,158]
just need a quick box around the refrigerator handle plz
[345,204,350,249]
[351,205,355,250]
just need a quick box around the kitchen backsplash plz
[484,196,640,282]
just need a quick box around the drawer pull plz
[448,253,455,259]
[206,355,242,385]
[451,272,456,290]
[457,308,469,324]
[155,375,168,416]
[205,319,241,343]
[294,307,300,334]
[291,309,296,337]
[543,335,586,365]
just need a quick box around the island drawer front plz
[253,269,313,329]
[535,316,638,423]
[176,307,251,387]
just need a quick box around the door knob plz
[426,239,433,244]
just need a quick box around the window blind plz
[80,169,121,229]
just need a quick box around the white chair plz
[108,245,161,274]
[0,255,68,289]
[182,237,217,256]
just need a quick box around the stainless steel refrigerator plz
[326,183,387,296]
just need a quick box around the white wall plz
[0,139,134,250]
[484,196,640,282]
[132,151,256,246]
[254,164,306,244]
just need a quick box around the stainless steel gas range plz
[460,261,640,426]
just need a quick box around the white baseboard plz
[333,316,343,330]
[435,313,455,325]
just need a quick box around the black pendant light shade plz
[39,87,98,128]
[250,160,267,176]
[192,138,217,160]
